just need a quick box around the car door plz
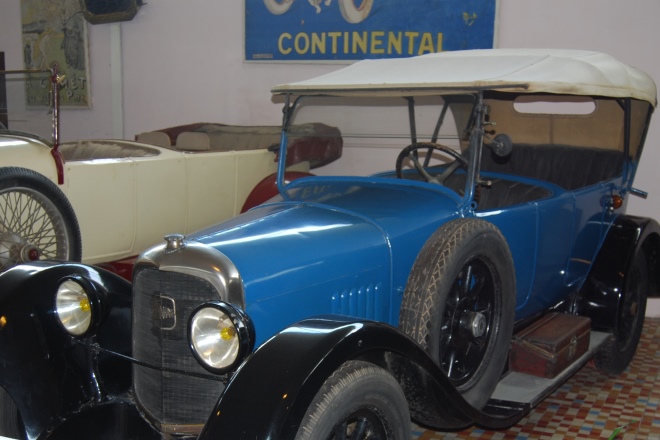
[477,201,544,318]
[564,179,620,286]
[65,151,188,264]
[64,158,138,264]
[132,153,187,254]
[485,183,616,320]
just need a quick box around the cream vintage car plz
[0,68,340,272]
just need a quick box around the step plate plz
[491,331,610,409]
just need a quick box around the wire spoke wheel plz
[0,167,81,272]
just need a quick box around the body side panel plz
[191,179,462,342]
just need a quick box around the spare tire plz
[399,218,515,408]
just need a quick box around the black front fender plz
[199,316,523,440]
[0,262,132,439]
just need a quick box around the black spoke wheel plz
[399,218,515,408]
[439,258,497,386]
[594,249,648,374]
[0,167,81,271]
[295,360,410,440]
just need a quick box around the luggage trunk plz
[509,313,591,378]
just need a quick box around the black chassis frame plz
[0,213,658,439]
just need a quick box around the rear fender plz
[576,215,660,330]
[198,317,523,440]
[0,142,60,184]
[0,262,132,439]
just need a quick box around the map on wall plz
[20,0,90,107]
[245,0,497,61]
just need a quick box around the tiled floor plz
[412,318,660,440]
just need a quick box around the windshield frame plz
[275,90,489,213]
[0,67,65,183]
[0,67,61,149]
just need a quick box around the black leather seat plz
[481,144,624,191]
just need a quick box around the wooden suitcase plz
[509,313,591,378]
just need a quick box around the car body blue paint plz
[188,158,614,337]
[191,177,462,344]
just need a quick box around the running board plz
[485,331,610,416]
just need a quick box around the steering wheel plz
[395,142,468,184]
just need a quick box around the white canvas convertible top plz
[272,49,657,106]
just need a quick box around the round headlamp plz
[55,279,92,336]
[189,302,254,374]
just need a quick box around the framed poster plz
[20,0,90,107]
[245,0,497,62]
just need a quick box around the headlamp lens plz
[190,306,240,371]
[56,279,92,336]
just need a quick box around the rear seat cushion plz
[195,124,281,151]
[135,131,171,148]
[175,132,212,151]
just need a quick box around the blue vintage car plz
[0,49,658,440]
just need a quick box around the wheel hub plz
[467,312,487,338]
[0,232,40,269]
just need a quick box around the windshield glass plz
[0,70,55,144]
[286,94,474,199]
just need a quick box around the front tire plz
[0,387,22,439]
[594,250,648,374]
[0,167,82,271]
[295,360,410,440]
[399,218,515,409]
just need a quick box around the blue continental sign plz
[245,0,497,61]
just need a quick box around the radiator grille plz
[132,268,225,427]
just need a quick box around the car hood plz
[190,178,461,301]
